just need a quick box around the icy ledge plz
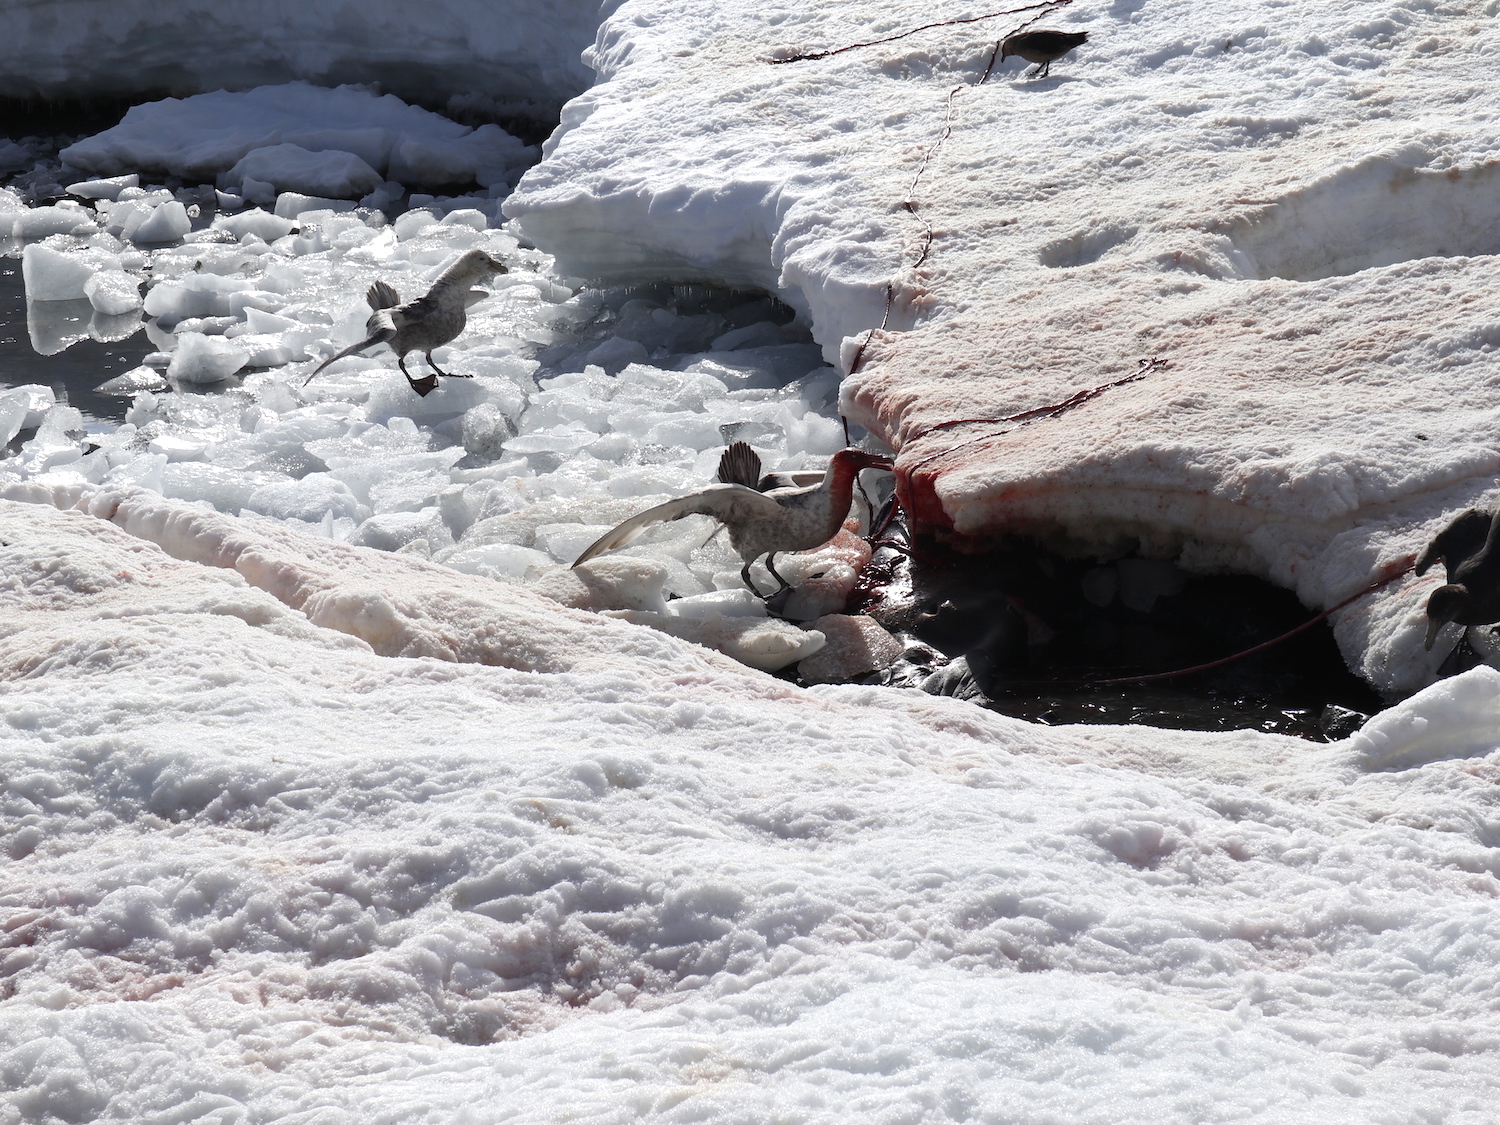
[506,0,1500,695]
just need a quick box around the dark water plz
[857,535,1387,740]
[0,260,151,424]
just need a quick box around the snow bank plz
[62,84,536,195]
[0,0,617,111]
[3,493,1500,1122]
[506,0,1500,694]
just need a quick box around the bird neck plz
[820,454,861,526]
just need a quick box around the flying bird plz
[304,248,507,396]
[1417,504,1500,650]
[575,446,895,597]
[1001,29,1089,78]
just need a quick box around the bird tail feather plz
[367,280,400,311]
[303,330,392,386]
[716,442,763,489]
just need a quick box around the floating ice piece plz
[461,402,516,460]
[245,474,363,523]
[445,541,553,580]
[20,243,121,302]
[351,508,454,553]
[274,192,358,219]
[166,334,248,384]
[96,366,167,395]
[227,144,383,199]
[213,207,297,242]
[143,273,255,320]
[82,270,142,316]
[147,434,212,463]
[604,609,825,672]
[129,200,191,244]
[527,557,670,613]
[66,174,139,201]
[11,204,97,240]
[667,588,767,620]
[1348,667,1500,771]
[798,614,903,684]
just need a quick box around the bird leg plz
[425,352,473,380]
[399,354,438,397]
[763,553,792,596]
[740,561,768,599]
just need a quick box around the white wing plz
[573,484,784,567]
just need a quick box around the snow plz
[62,84,539,198]
[3,491,1500,1122]
[0,0,617,111]
[4,1,1500,1116]
[504,0,1500,695]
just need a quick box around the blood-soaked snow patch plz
[507,0,1500,694]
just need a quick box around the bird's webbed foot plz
[400,355,439,397]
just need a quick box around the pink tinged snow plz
[505,0,1500,695]
[1,491,1499,1122]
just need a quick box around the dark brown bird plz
[1001,29,1089,78]
[1416,505,1500,650]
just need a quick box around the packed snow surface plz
[62,84,538,195]
[505,0,1500,694]
[3,491,1500,1123]
[5,2,1500,1118]
[0,0,618,110]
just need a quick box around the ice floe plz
[62,84,538,198]
[505,0,1500,695]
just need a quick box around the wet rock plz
[1318,704,1369,741]
[921,655,988,703]
[797,613,903,684]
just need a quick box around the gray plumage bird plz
[1001,29,1089,78]
[575,447,894,598]
[1417,505,1500,650]
[304,248,507,396]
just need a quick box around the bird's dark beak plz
[1424,615,1443,651]
[861,454,895,472]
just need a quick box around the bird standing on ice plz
[304,248,507,396]
[574,446,894,598]
[1000,29,1089,78]
[1417,503,1500,650]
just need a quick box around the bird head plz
[1423,584,1468,650]
[455,248,509,279]
[832,448,895,474]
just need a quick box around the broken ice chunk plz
[167,334,248,384]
